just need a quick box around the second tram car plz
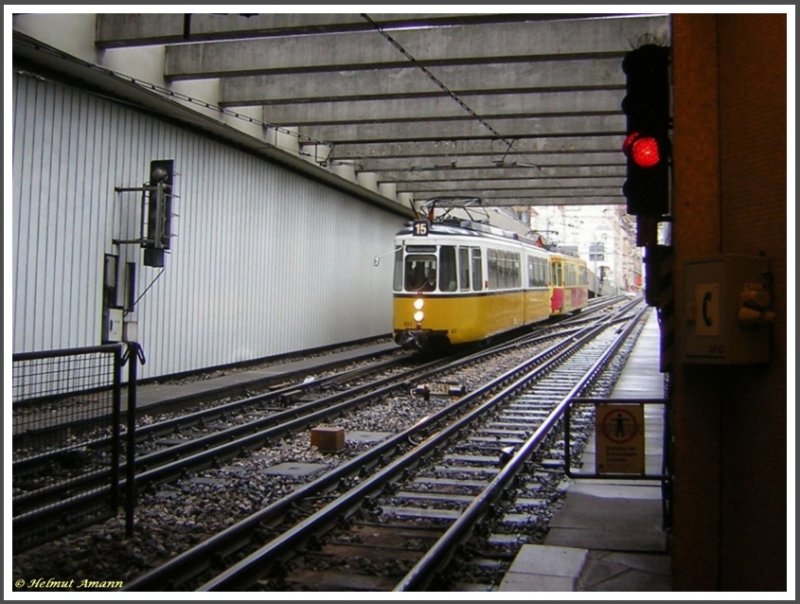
[549,253,590,316]
[392,219,589,350]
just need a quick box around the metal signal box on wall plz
[683,254,773,364]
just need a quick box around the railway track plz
[122,300,648,591]
[13,300,625,553]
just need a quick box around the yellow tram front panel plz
[393,291,526,346]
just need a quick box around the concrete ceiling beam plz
[372,165,625,182]
[433,196,624,207]
[396,176,623,192]
[321,135,625,159]
[301,115,625,144]
[97,13,587,47]
[162,16,669,79]
[259,90,623,126]
[218,58,626,106]
[352,152,624,170]
[87,12,670,208]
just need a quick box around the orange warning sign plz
[596,403,645,474]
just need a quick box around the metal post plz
[564,400,573,475]
[111,346,122,512]
[661,380,673,533]
[125,343,141,537]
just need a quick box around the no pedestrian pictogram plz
[596,403,645,475]
[602,408,639,443]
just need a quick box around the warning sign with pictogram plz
[596,403,645,474]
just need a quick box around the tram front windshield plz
[403,254,437,291]
[398,245,458,292]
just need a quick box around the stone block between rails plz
[311,426,346,452]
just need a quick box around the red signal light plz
[632,137,661,168]
[623,132,661,168]
[621,45,671,217]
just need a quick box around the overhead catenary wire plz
[360,13,539,170]
[360,13,509,144]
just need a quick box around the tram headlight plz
[413,310,425,323]
[413,298,424,310]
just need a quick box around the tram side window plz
[552,261,562,287]
[393,247,403,292]
[528,256,547,287]
[458,247,470,291]
[439,246,457,291]
[471,248,483,291]
[511,253,521,288]
[503,252,520,288]
[487,249,521,290]
[565,264,575,287]
[497,251,506,288]
[497,253,505,288]
[487,249,498,289]
[506,253,514,288]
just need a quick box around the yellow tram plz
[392,219,588,350]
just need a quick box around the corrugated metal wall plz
[12,71,404,380]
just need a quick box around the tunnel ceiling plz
[76,13,673,210]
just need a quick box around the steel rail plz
[12,353,447,517]
[12,352,415,476]
[196,318,617,591]
[16,297,623,477]
[394,303,649,590]
[17,302,637,534]
[123,321,603,591]
[17,320,581,521]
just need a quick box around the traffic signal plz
[143,159,174,267]
[621,44,671,217]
